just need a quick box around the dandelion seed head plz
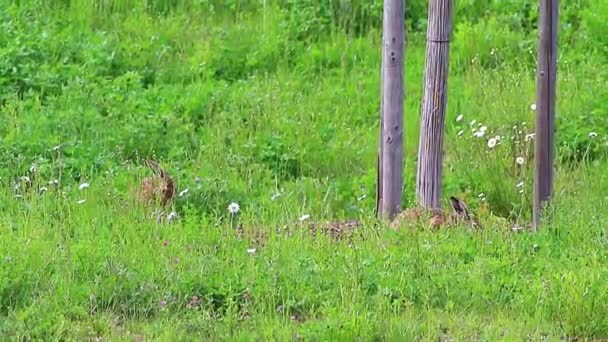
[228,202,240,214]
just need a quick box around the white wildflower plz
[49,179,59,186]
[29,164,37,173]
[516,181,524,188]
[178,188,189,197]
[228,202,240,214]
[487,138,497,148]
[77,199,86,205]
[470,120,476,126]
[39,187,48,193]
[167,211,178,222]
[473,130,486,138]
[247,248,257,254]
[271,192,281,201]
[589,132,598,138]
[299,214,310,222]
[79,182,90,190]
[357,194,367,201]
[479,125,487,132]
[530,103,536,111]
[457,130,464,137]
[456,114,463,122]
[525,133,535,142]
[477,193,485,198]
[516,157,525,165]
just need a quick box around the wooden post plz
[416,0,453,209]
[376,0,405,220]
[533,0,559,231]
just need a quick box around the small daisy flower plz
[79,182,90,190]
[589,132,598,138]
[516,157,525,165]
[228,202,240,214]
[487,138,497,148]
[530,103,536,111]
[29,164,37,173]
[479,125,487,132]
[473,130,486,138]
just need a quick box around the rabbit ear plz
[449,196,471,220]
[145,159,168,178]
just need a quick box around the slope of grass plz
[1,0,608,340]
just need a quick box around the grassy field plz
[1,0,608,340]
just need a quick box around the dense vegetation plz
[1,0,607,340]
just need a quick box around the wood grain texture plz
[416,0,453,209]
[533,0,559,231]
[377,0,405,220]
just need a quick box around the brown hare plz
[140,159,175,207]
[391,196,480,230]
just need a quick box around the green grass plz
[1,0,608,340]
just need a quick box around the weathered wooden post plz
[533,0,559,231]
[416,0,453,209]
[376,0,405,220]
